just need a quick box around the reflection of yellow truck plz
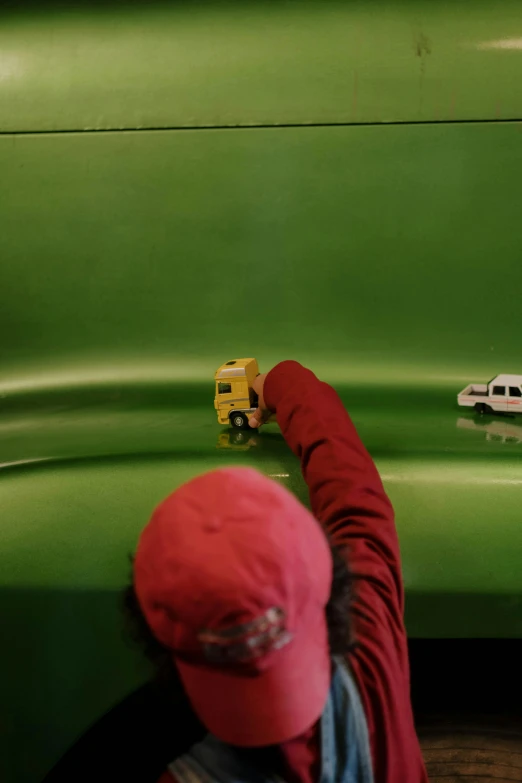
[214,358,260,428]
[216,431,260,450]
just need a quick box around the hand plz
[248,373,275,428]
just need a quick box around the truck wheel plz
[230,412,249,430]
[475,403,486,414]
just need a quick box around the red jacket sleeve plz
[264,361,427,783]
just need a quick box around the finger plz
[248,409,262,428]
[248,408,267,428]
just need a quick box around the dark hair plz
[123,542,354,687]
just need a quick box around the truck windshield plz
[218,383,232,394]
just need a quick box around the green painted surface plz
[2,120,522,782]
[2,0,522,132]
[2,123,522,379]
[2,396,522,604]
[2,4,522,781]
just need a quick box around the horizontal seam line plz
[2,117,522,136]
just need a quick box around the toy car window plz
[218,383,232,394]
[509,387,522,397]
[493,386,506,395]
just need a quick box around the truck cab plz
[214,358,259,428]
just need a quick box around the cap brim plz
[175,611,330,747]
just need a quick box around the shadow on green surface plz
[0,586,148,783]
[39,639,522,783]
[405,592,522,639]
[4,578,520,783]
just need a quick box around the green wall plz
[2,122,522,382]
[2,0,522,131]
[1,3,522,782]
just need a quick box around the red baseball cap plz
[134,467,333,747]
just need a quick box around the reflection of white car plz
[457,374,522,414]
[457,417,522,444]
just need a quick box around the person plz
[127,360,428,783]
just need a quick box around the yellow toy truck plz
[214,358,260,429]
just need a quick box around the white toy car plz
[457,374,522,414]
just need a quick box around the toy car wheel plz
[230,411,249,429]
[475,403,486,414]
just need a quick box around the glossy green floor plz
[2,385,522,782]
[3,383,522,616]
[4,376,522,608]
